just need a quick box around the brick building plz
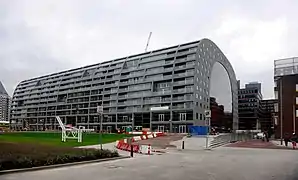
[274,57,298,138]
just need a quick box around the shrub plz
[0,142,119,171]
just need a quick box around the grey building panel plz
[10,38,238,132]
[0,81,8,95]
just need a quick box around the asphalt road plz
[1,147,298,180]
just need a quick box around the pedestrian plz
[291,133,297,149]
[284,133,290,147]
[266,131,269,142]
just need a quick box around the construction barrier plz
[115,132,164,155]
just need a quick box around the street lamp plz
[76,107,79,126]
[97,105,103,150]
[169,119,172,133]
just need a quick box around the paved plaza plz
[2,141,298,180]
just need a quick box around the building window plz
[274,103,278,112]
[296,110,298,118]
[200,114,202,120]
[196,94,198,98]
[196,113,199,119]
[296,84,298,92]
[158,114,164,121]
[179,113,186,121]
[123,116,128,121]
[296,97,298,105]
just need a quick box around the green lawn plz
[0,132,131,147]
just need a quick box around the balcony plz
[152,90,171,96]
[173,79,194,86]
[172,104,193,109]
[172,96,193,101]
[172,88,193,94]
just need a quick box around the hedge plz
[0,142,119,171]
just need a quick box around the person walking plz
[284,133,290,147]
[291,133,297,149]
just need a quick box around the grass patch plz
[0,132,131,147]
[0,142,119,171]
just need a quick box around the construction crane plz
[145,32,152,52]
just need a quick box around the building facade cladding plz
[0,94,10,122]
[10,38,238,132]
[238,87,263,130]
[210,97,224,128]
[260,99,278,128]
[274,57,298,138]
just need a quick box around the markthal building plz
[10,38,238,133]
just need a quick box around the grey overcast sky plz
[0,0,297,98]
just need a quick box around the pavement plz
[2,138,298,180]
[2,145,298,180]
[170,135,215,150]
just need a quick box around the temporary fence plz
[115,132,164,155]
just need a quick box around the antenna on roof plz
[145,32,152,52]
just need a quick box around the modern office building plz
[260,99,278,130]
[10,38,238,132]
[0,81,10,122]
[238,81,263,130]
[274,57,298,138]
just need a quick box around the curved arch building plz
[10,39,238,132]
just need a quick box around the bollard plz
[148,144,151,155]
[182,140,185,149]
[130,144,134,157]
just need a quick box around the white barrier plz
[133,136,142,141]
[142,135,147,140]
[147,134,154,139]
[139,144,152,155]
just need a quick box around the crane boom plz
[145,32,152,52]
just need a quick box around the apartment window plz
[296,97,298,105]
[94,116,98,122]
[296,110,298,118]
[200,114,202,120]
[296,84,298,92]
[196,113,199,119]
[123,116,128,121]
[274,103,278,112]
[179,113,186,121]
[158,114,164,121]
[196,94,198,98]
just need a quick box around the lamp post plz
[169,119,172,133]
[97,105,103,150]
[76,107,79,127]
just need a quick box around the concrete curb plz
[0,156,130,175]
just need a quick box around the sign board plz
[97,106,103,114]
[150,106,169,111]
[205,110,211,118]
